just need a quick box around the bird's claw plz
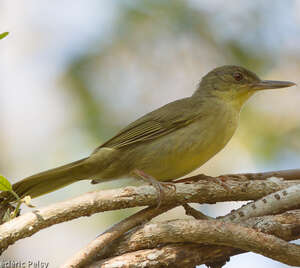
[133,169,176,208]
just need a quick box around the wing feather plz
[96,97,203,150]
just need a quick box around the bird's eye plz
[233,72,243,81]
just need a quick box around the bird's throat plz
[210,89,255,111]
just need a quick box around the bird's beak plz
[251,80,296,90]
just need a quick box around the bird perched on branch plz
[0,65,295,203]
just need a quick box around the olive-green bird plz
[1,65,295,203]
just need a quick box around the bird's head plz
[194,65,296,108]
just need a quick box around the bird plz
[0,65,295,203]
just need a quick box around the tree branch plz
[89,244,242,268]
[220,184,300,222]
[62,205,177,268]
[86,184,300,267]
[227,168,300,180]
[91,211,300,267]
[1,178,298,253]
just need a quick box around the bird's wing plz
[96,97,203,150]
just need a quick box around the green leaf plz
[0,32,9,40]
[0,174,12,192]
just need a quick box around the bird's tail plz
[0,157,97,203]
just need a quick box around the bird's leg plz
[132,169,176,207]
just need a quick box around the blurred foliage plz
[63,55,115,142]
[239,107,287,161]
[61,0,299,164]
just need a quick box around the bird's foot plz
[133,169,176,208]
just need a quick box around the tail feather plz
[1,157,96,202]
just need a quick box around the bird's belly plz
[135,114,238,180]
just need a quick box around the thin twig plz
[182,204,214,220]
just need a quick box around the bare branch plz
[62,205,177,268]
[71,181,300,267]
[227,168,300,180]
[91,212,300,267]
[221,184,300,222]
[89,244,242,268]
[1,178,298,253]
